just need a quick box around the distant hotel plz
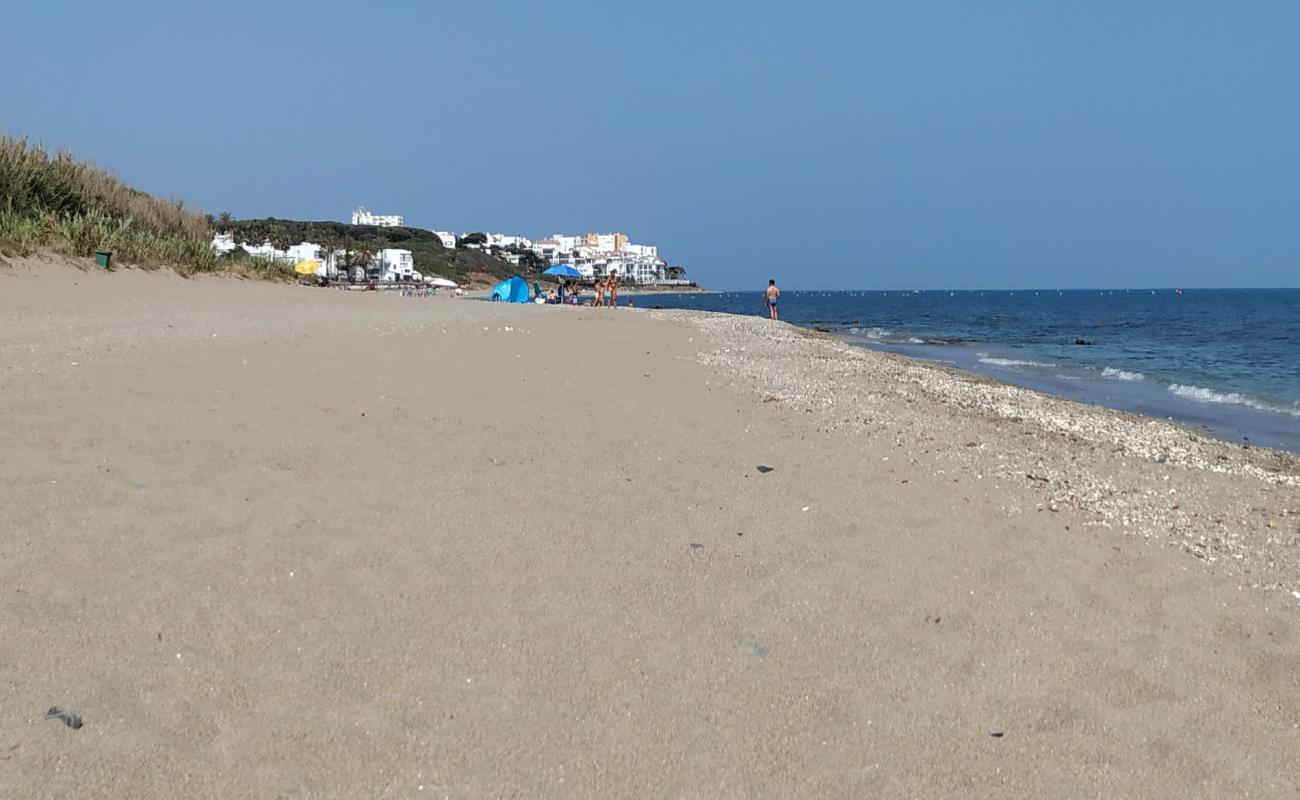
[351,206,403,227]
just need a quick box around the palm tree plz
[216,211,233,233]
[319,235,338,278]
[357,244,375,279]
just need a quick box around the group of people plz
[543,273,621,307]
[592,272,619,307]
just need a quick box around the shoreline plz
[639,290,1300,455]
[649,308,1300,593]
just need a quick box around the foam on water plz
[1168,384,1300,418]
[1101,367,1146,382]
[847,326,892,340]
[978,357,1056,368]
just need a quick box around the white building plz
[432,230,457,249]
[602,257,666,284]
[285,242,321,263]
[211,233,295,262]
[352,206,404,227]
[376,248,416,281]
[485,233,533,250]
[211,232,238,254]
[551,235,580,253]
[522,231,672,282]
[531,239,565,263]
[622,243,658,259]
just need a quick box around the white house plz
[485,233,533,250]
[352,206,404,227]
[285,242,321,263]
[211,232,237,254]
[433,230,457,249]
[622,243,658,259]
[211,234,291,262]
[531,239,566,264]
[376,248,416,281]
[550,235,580,253]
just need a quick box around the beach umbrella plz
[294,259,321,276]
[428,276,458,288]
[543,264,581,278]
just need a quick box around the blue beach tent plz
[490,275,530,303]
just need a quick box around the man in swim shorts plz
[765,278,780,320]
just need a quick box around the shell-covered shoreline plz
[655,309,1300,598]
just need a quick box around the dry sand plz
[2,261,1297,798]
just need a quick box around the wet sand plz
[2,261,1298,798]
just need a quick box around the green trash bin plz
[94,250,112,269]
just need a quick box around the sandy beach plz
[2,261,1298,798]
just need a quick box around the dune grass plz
[0,134,289,278]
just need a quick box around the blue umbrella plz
[543,264,581,278]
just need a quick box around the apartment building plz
[352,206,404,227]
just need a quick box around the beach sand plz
[2,261,1297,798]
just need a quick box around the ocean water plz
[641,289,1300,453]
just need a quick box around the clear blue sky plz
[3,1,1297,289]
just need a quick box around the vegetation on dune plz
[0,134,289,278]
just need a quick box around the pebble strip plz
[652,309,1300,601]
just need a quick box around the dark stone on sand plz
[756,465,775,474]
[45,707,82,730]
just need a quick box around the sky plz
[3,0,1298,289]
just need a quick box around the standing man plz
[765,279,781,320]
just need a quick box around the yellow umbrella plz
[294,259,321,276]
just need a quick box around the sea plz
[639,289,1300,454]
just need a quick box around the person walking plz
[592,278,604,307]
[607,271,620,308]
[765,279,781,320]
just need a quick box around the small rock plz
[44,707,82,730]
[756,465,774,474]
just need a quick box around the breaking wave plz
[978,357,1055,368]
[1101,367,1146,382]
[1167,384,1300,418]
[846,326,892,340]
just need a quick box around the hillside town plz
[210,206,689,286]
